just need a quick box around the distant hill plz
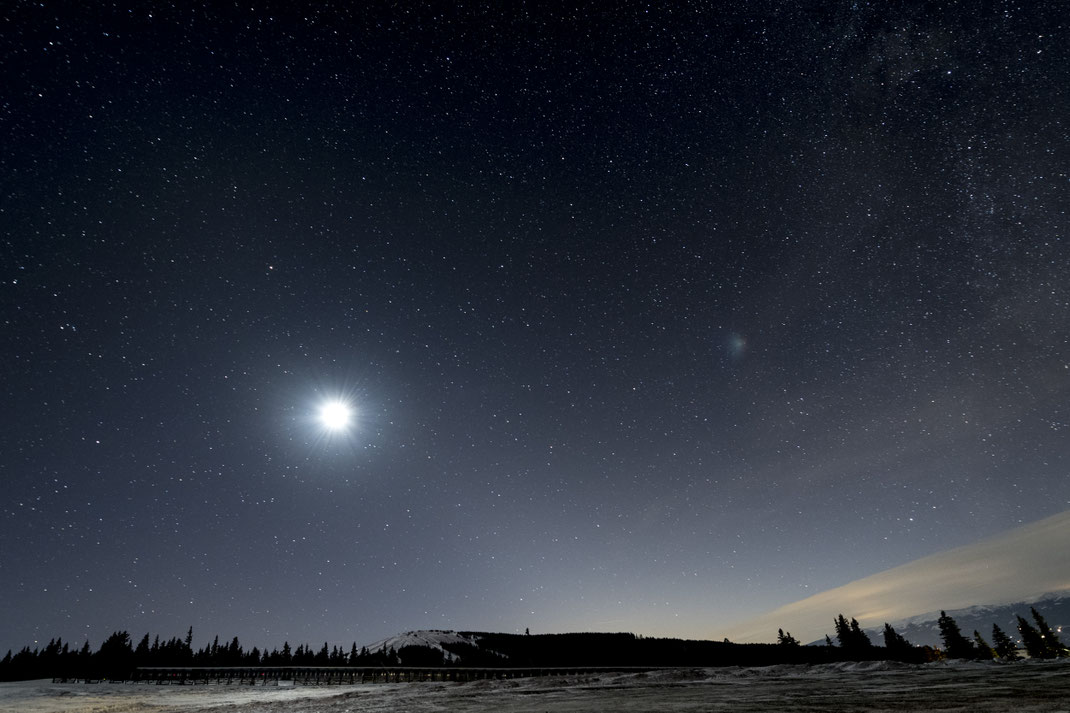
[361,630,490,663]
[366,593,1070,666]
[359,630,919,668]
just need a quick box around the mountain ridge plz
[849,591,1070,649]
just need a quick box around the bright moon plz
[319,400,352,431]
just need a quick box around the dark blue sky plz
[2,1,1068,653]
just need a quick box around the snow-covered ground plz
[3,660,1070,713]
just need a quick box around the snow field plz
[2,659,1069,713]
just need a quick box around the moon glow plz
[319,400,353,431]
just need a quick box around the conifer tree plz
[1030,607,1068,658]
[97,631,134,679]
[882,623,914,657]
[849,618,873,648]
[937,611,975,659]
[777,629,800,646]
[135,634,150,660]
[972,631,996,659]
[184,627,194,662]
[991,624,1019,660]
[832,614,873,654]
[227,636,241,665]
[1017,615,1046,658]
[834,615,851,648]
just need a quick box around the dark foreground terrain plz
[2,659,1069,713]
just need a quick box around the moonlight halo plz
[318,399,353,432]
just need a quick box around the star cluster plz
[2,2,1067,651]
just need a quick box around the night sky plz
[3,1,1068,653]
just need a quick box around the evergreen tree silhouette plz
[882,623,915,659]
[1030,607,1069,658]
[849,618,872,648]
[134,634,150,661]
[972,631,996,659]
[832,614,873,655]
[97,631,134,680]
[78,640,92,673]
[834,615,852,648]
[1017,615,1046,658]
[937,611,975,659]
[991,624,1019,660]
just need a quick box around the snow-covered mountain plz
[859,591,1070,649]
[360,630,497,664]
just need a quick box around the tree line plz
[0,627,405,682]
[1,606,1065,682]
[800,606,1068,663]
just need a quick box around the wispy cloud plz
[720,509,1070,644]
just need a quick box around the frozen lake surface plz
[3,660,1070,712]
